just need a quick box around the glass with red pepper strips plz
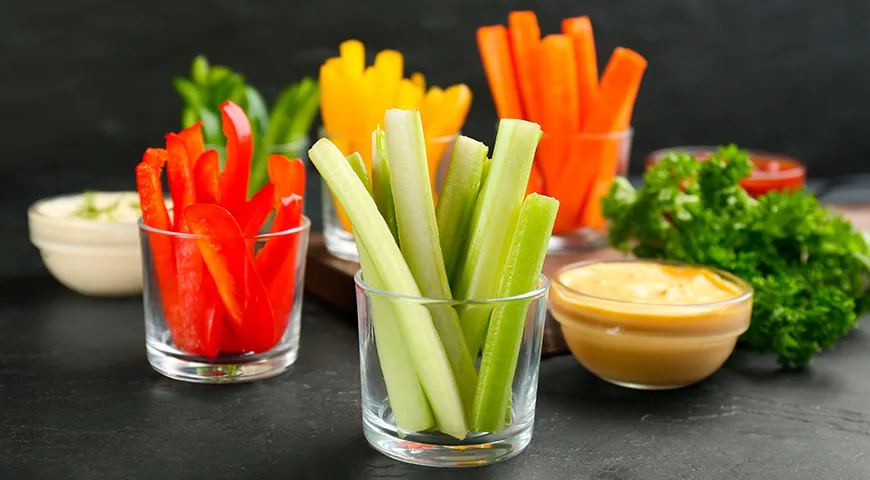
[136,100,310,383]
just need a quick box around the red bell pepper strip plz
[142,147,167,167]
[175,221,223,358]
[136,153,185,349]
[184,204,278,353]
[239,182,276,236]
[218,101,254,218]
[255,194,304,334]
[194,149,220,204]
[219,313,248,354]
[267,155,306,200]
[177,122,205,167]
[165,134,197,231]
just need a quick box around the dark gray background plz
[4,0,870,277]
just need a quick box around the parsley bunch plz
[603,145,870,366]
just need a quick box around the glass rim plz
[322,129,459,144]
[541,126,634,141]
[647,146,806,181]
[138,215,311,239]
[354,271,550,305]
[552,259,753,308]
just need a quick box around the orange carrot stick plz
[561,16,599,130]
[537,34,579,204]
[477,25,524,119]
[576,47,647,228]
[508,11,542,124]
[582,47,647,134]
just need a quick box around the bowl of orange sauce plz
[646,146,805,197]
[549,259,753,390]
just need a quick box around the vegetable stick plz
[371,129,400,245]
[508,11,543,123]
[539,34,580,134]
[582,47,646,135]
[577,47,647,227]
[309,137,469,439]
[526,162,543,196]
[472,193,558,432]
[454,119,542,358]
[339,39,365,78]
[424,84,473,189]
[561,16,599,129]
[374,50,404,113]
[411,72,426,90]
[397,79,424,110]
[345,152,434,433]
[436,135,488,280]
[385,110,479,414]
[420,87,445,137]
[477,25,524,119]
[538,35,579,204]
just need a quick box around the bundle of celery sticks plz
[309,109,558,440]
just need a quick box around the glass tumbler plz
[322,132,457,262]
[533,128,633,254]
[140,216,310,383]
[356,272,550,467]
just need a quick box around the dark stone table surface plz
[3,178,870,479]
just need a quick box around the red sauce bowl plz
[646,146,806,198]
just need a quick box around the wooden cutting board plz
[303,204,870,357]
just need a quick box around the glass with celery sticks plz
[137,100,310,383]
[356,274,549,466]
[533,128,633,253]
[322,132,458,261]
[310,109,558,466]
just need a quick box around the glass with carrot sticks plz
[318,39,472,261]
[476,11,647,253]
[137,101,311,383]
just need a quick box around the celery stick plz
[454,119,542,357]
[355,233,435,434]
[371,128,399,245]
[436,136,488,281]
[384,109,479,418]
[471,193,558,432]
[309,138,468,439]
[347,150,432,433]
[480,158,492,186]
[346,152,372,195]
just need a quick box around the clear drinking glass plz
[140,216,310,383]
[355,272,550,467]
[534,128,633,254]
[322,132,457,262]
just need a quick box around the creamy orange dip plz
[559,262,743,305]
[550,260,753,389]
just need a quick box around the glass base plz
[324,224,359,262]
[548,227,608,254]
[146,342,298,384]
[601,377,692,391]
[362,415,533,468]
